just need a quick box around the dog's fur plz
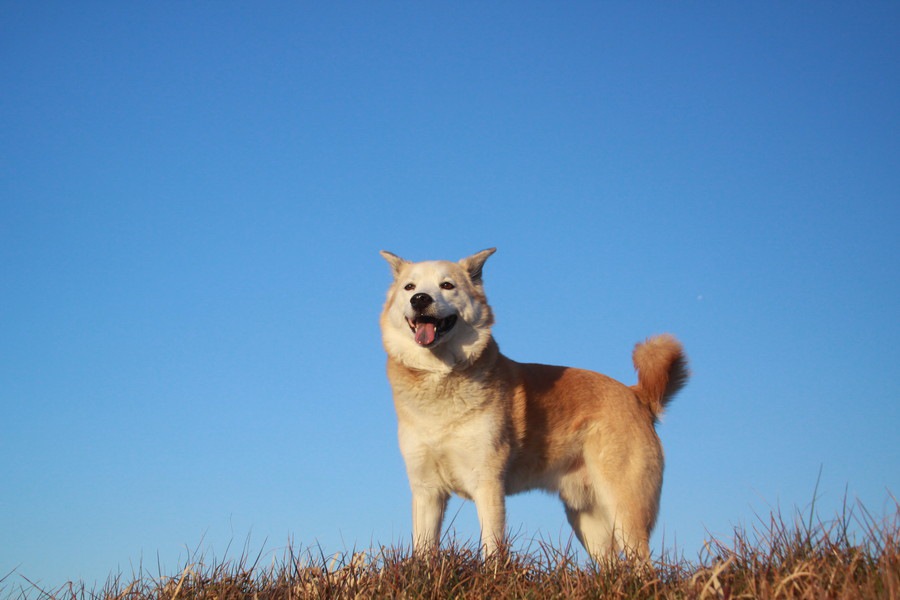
[379,248,688,561]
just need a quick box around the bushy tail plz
[631,334,689,419]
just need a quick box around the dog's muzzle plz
[407,293,458,347]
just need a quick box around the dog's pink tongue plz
[415,322,436,346]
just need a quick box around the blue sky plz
[2,1,898,590]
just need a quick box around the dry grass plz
[4,498,898,599]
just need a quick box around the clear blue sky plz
[2,1,898,591]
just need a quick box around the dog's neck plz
[387,333,499,376]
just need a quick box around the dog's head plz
[380,248,496,371]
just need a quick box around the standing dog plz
[379,248,688,561]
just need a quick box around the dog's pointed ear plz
[459,248,496,284]
[380,250,409,278]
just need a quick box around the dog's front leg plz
[411,486,448,552]
[473,483,506,556]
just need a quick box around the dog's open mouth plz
[407,315,458,347]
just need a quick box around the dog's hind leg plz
[564,504,616,563]
[411,487,449,552]
[566,501,652,564]
[589,476,655,561]
[580,425,661,562]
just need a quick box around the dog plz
[379,248,688,561]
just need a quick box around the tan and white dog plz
[379,248,688,561]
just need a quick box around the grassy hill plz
[6,499,898,599]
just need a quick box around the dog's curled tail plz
[631,334,689,419]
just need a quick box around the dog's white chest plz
[394,384,503,497]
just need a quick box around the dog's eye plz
[404,283,415,291]
[440,282,455,290]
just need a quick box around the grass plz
[4,498,898,599]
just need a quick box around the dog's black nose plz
[410,293,434,311]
